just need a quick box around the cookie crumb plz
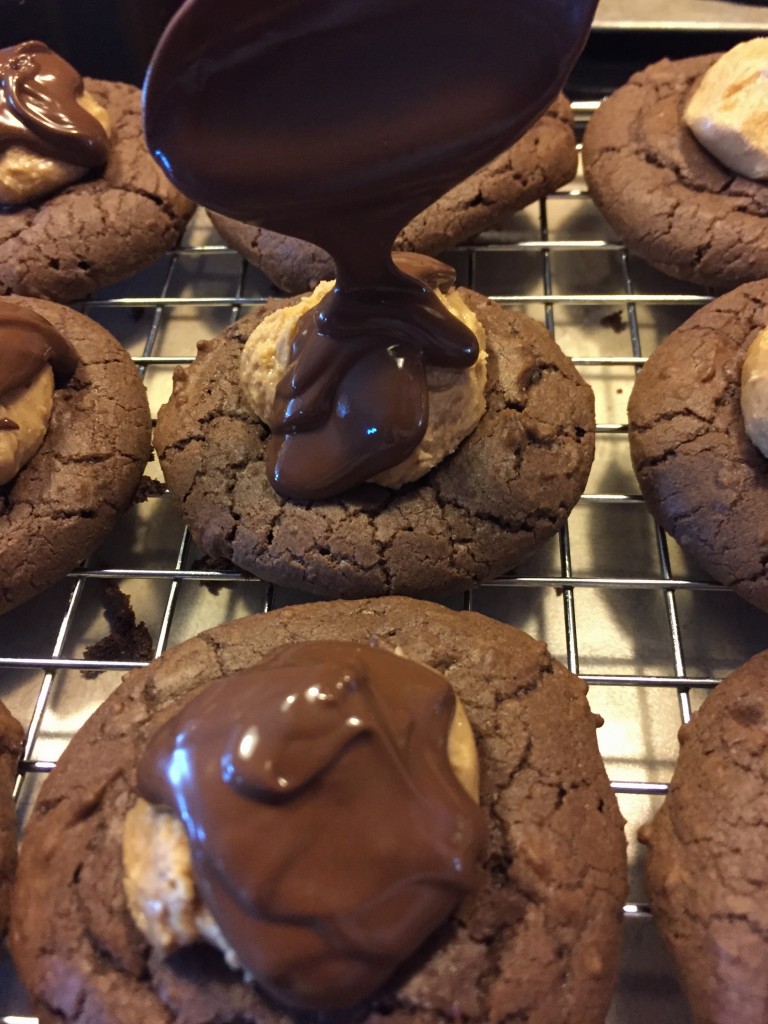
[82,582,153,675]
[133,475,166,503]
[600,311,625,333]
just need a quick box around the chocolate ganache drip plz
[144,0,598,499]
[0,303,78,431]
[0,41,108,167]
[267,251,477,499]
[0,304,78,398]
[137,641,486,1013]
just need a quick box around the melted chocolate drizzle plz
[0,303,79,399]
[144,0,597,500]
[137,641,486,1013]
[268,253,477,499]
[0,41,109,167]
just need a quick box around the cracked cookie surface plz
[0,80,195,302]
[208,95,576,294]
[9,597,627,1024]
[628,279,768,612]
[641,648,768,1024]
[583,55,768,291]
[0,700,22,938]
[0,296,152,614]
[154,288,595,598]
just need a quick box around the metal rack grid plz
[1,102,766,1023]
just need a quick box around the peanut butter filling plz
[0,303,79,486]
[240,264,487,491]
[0,91,111,206]
[741,326,768,457]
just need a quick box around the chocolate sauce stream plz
[0,304,79,397]
[137,641,486,1013]
[0,41,109,167]
[145,0,597,499]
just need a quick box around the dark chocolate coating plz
[10,597,627,1024]
[144,0,597,500]
[144,0,597,237]
[0,302,78,397]
[139,641,486,1013]
[207,94,578,295]
[0,41,108,166]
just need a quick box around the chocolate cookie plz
[628,279,768,612]
[640,649,768,1024]
[10,597,627,1024]
[583,55,768,291]
[154,289,595,598]
[0,79,194,302]
[0,296,152,614]
[0,700,23,937]
[209,95,577,294]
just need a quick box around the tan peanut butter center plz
[0,41,111,205]
[240,254,488,490]
[0,303,79,485]
[741,326,768,457]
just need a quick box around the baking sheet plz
[1,108,767,1022]
[595,0,768,30]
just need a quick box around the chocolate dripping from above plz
[144,0,598,499]
[266,249,479,500]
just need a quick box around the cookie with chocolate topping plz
[146,0,597,594]
[0,700,23,938]
[0,41,194,302]
[583,53,768,291]
[208,94,578,295]
[628,278,768,613]
[10,597,627,1023]
[0,295,152,613]
[155,264,595,598]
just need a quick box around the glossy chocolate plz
[0,41,109,167]
[145,0,597,498]
[0,303,78,399]
[267,252,477,500]
[137,641,486,1013]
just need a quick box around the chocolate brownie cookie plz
[583,55,768,291]
[0,700,23,937]
[209,95,577,294]
[154,290,595,598]
[640,649,768,1024]
[0,79,194,302]
[0,295,152,614]
[628,279,768,612]
[10,597,627,1024]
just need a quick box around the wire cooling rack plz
[2,102,766,1023]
